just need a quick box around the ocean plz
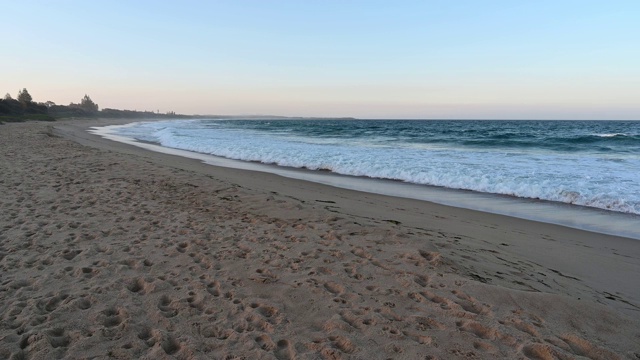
[96,119,640,238]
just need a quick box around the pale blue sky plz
[2,0,639,119]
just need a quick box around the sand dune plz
[0,120,638,359]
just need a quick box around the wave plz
[593,133,630,138]
[566,134,639,143]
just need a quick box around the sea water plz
[97,119,640,238]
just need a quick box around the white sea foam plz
[594,133,628,138]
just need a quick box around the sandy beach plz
[1,119,639,359]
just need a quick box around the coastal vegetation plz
[1,89,53,123]
[0,88,186,124]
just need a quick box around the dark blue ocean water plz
[112,119,640,215]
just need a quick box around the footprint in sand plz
[351,247,372,259]
[157,295,178,318]
[451,290,490,313]
[457,320,498,340]
[402,330,432,345]
[506,318,540,337]
[339,310,369,330]
[101,307,126,328]
[257,305,279,319]
[137,327,157,347]
[205,281,221,297]
[255,334,276,351]
[420,290,454,309]
[418,250,441,265]
[558,334,619,360]
[37,293,69,314]
[251,268,279,284]
[274,339,296,360]
[414,274,430,287]
[186,291,205,311]
[161,334,181,355]
[201,325,234,340]
[324,281,345,295]
[46,327,70,348]
[176,242,188,253]
[249,302,282,326]
[521,343,558,360]
[126,277,152,295]
[61,249,82,260]
[75,267,98,279]
[75,297,92,310]
[328,335,356,354]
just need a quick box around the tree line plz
[0,88,186,124]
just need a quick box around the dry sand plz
[1,119,639,359]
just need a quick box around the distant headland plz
[0,88,354,124]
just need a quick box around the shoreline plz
[1,118,638,358]
[93,120,640,240]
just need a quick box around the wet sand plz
[1,119,638,359]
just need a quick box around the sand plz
[1,119,639,360]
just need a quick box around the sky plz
[1,0,639,119]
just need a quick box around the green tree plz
[17,88,32,104]
[3,93,12,100]
[80,94,99,112]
